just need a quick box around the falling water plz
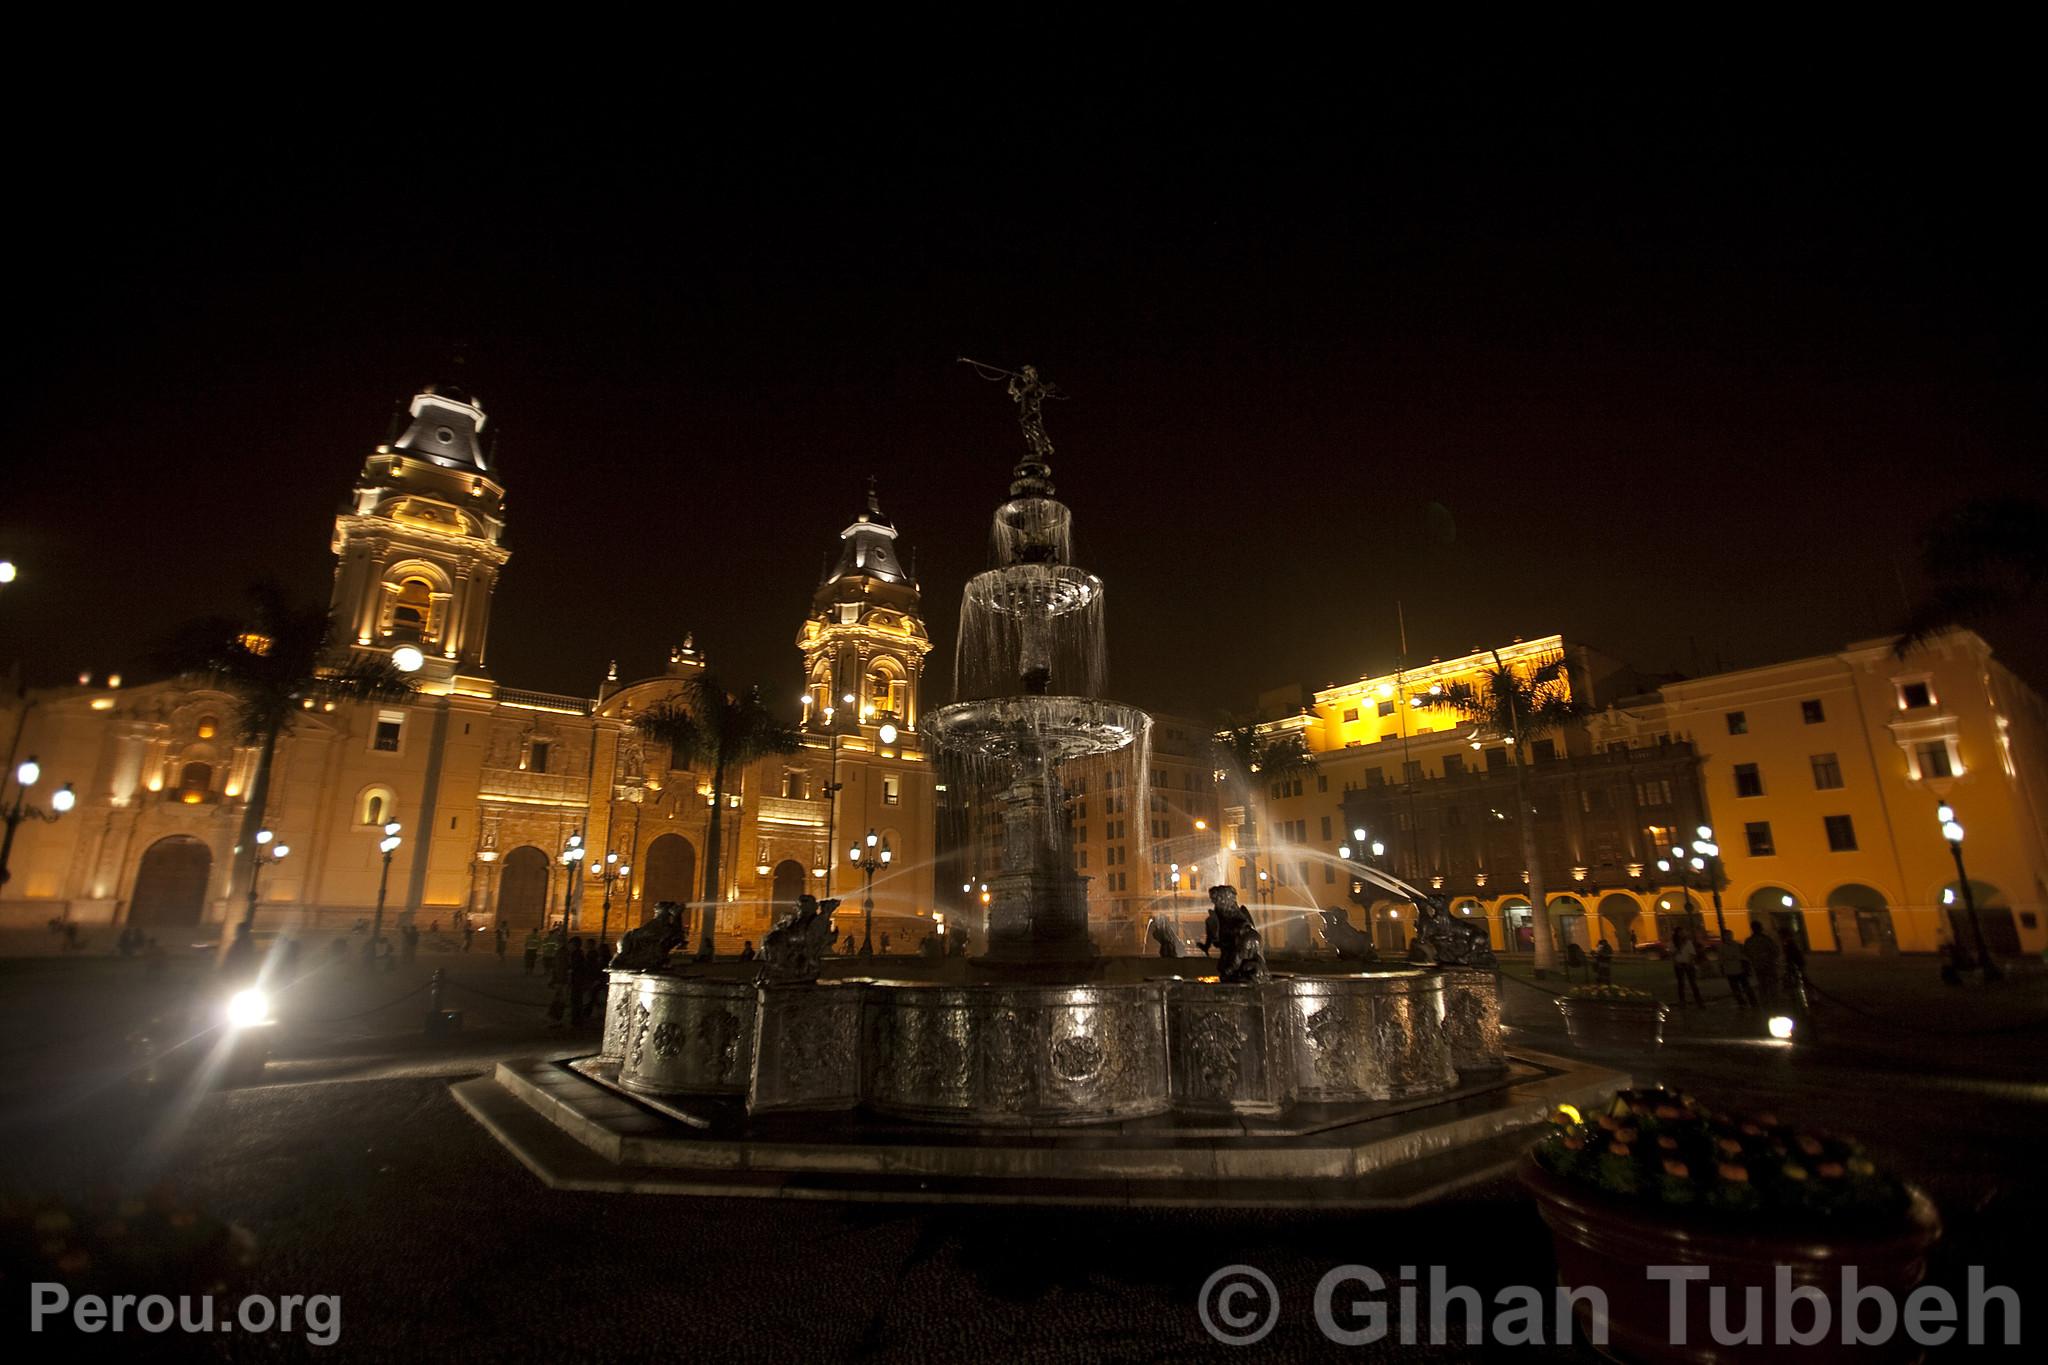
[926,387,1149,960]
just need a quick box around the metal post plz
[1947,838,2001,982]
[368,846,393,969]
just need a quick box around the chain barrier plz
[294,980,433,1024]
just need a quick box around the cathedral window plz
[359,786,397,827]
[391,576,435,639]
[176,761,213,803]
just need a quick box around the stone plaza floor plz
[1,943,2042,1360]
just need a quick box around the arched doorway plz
[640,834,698,929]
[1746,886,1807,949]
[1652,891,1704,947]
[1941,880,2020,957]
[1499,897,1533,953]
[496,846,550,930]
[770,859,806,921]
[1597,893,1641,951]
[1368,899,1407,954]
[1826,883,1895,954]
[1549,895,1589,954]
[129,836,211,927]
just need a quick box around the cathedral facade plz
[0,386,936,951]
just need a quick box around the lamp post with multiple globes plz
[366,820,401,968]
[596,852,631,949]
[0,756,75,890]
[247,828,290,922]
[849,828,890,957]
[1938,802,2000,982]
[559,833,587,937]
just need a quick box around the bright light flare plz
[226,989,272,1029]
[1767,1015,1796,1040]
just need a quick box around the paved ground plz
[1,945,2042,1361]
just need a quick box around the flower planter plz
[1523,1154,1941,1364]
[1558,995,1669,1048]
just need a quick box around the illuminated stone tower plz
[327,385,510,691]
[797,481,930,735]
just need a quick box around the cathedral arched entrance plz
[640,834,698,929]
[129,836,211,927]
[770,859,807,921]
[496,846,551,930]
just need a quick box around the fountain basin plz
[604,969,1489,1123]
[925,695,1148,763]
[617,975,758,1096]
[1287,971,1459,1102]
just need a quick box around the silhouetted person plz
[1743,925,1781,1002]
[1670,928,1706,1007]
[495,923,509,962]
[522,928,540,975]
[739,940,756,961]
[1593,939,1613,984]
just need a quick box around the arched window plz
[392,576,434,638]
[358,786,398,827]
[865,656,907,718]
[176,761,213,804]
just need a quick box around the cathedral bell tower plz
[327,384,510,692]
[797,481,930,736]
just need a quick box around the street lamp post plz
[849,828,890,956]
[1939,803,2000,982]
[367,820,402,969]
[559,833,586,939]
[0,756,75,889]
[1169,862,1184,934]
[248,829,289,925]
[597,852,629,948]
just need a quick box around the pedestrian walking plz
[1743,925,1780,1003]
[1671,928,1706,1007]
[539,932,561,984]
[496,923,509,962]
[1593,939,1613,984]
[1721,941,1758,1008]
[523,927,540,975]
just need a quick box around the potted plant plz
[1557,983,1670,1048]
[1524,1087,1941,1364]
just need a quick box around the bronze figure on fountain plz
[1202,885,1268,982]
[757,894,843,984]
[609,902,686,971]
[1405,895,1498,969]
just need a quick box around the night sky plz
[6,59,2042,718]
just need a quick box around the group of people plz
[1588,922,1807,1008]
[534,931,613,1027]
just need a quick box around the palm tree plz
[632,673,802,960]
[157,581,416,933]
[1420,651,1584,977]
[1896,494,2048,654]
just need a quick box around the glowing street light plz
[849,828,890,956]
[1937,801,2000,981]
[559,832,587,936]
[368,820,403,970]
[2,756,77,891]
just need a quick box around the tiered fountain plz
[586,365,1510,1130]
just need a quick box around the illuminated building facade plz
[0,387,935,950]
[1253,631,2048,958]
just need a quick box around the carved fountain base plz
[599,968,1493,1125]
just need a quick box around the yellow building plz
[1592,631,2048,957]
[1240,636,1616,951]
[1245,630,2048,959]
[0,385,936,952]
